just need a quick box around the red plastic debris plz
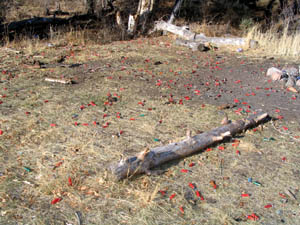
[279,193,287,198]
[241,193,250,197]
[51,197,62,205]
[159,190,166,196]
[234,99,239,103]
[218,146,225,151]
[169,193,176,200]
[189,183,196,189]
[179,206,184,214]
[264,204,272,208]
[0,130,3,135]
[189,162,195,167]
[50,124,56,127]
[181,169,188,173]
[247,213,259,221]
[206,148,212,152]
[195,190,204,200]
[68,177,73,186]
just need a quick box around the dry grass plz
[247,24,300,58]
[0,33,300,225]
[188,21,241,37]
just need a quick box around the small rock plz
[197,43,209,52]
[266,67,282,81]
[286,76,296,87]
[282,66,298,77]
[296,79,300,87]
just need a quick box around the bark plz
[110,111,269,181]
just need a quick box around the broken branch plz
[110,111,268,181]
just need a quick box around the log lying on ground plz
[152,20,258,48]
[152,20,195,40]
[0,14,99,37]
[110,111,268,181]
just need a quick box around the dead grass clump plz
[247,24,300,58]
[189,21,241,37]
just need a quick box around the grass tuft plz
[247,24,300,58]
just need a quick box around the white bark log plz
[153,21,258,48]
[110,111,268,181]
[153,20,195,40]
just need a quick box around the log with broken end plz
[110,111,268,181]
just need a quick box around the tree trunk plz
[86,0,95,15]
[110,111,269,181]
[167,0,184,24]
[127,0,155,34]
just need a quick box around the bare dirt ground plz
[0,36,299,225]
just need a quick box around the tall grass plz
[247,24,300,58]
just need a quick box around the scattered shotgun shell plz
[24,167,32,172]
[196,190,204,200]
[159,190,166,196]
[241,193,250,197]
[210,180,217,189]
[188,183,196,190]
[169,193,176,200]
[68,177,73,186]
[179,206,184,214]
[51,197,62,205]
[253,181,262,186]
[247,213,259,221]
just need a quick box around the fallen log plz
[110,111,268,181]
[152,21,258,48]
[0,14,99,38]
[152,20,195,40]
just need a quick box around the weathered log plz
[153,21,258,48]
[153,20,195,40]
[110,111,269,181]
